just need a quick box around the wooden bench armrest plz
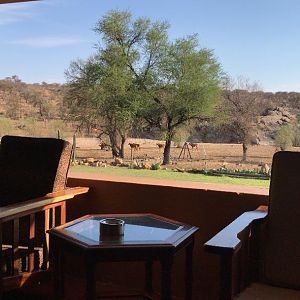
[0,187,89,222]
[204,209,267,255]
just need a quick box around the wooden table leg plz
[185,238,194,300]
[144,259,153,299]
[220,254,233,300]
[85,255,96,300]
[160,255,173,300]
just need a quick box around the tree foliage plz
[65,10,224,162]
[65,45,142,157]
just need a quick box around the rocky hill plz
[0,77,300,144]
[256,106,297,144]
[192,92,300,145]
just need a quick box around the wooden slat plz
[42,209,50,270]
[28,214,35,273]
[0,187,89,222]
[12,219,19,276]
[60,202,66,225]
[0,186,89,296]
[51,208,56,228]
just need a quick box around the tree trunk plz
[109,133,119,158]
[109,132,126,158]
[242,143,248,161]
[162,138,172,165]
[119,136,126,159]
[111,145,119,158]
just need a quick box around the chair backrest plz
[0,135,72,206]
[262,151,300,289]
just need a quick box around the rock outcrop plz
[256,107,297,144]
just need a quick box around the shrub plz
[274,124,294,150]
[172,126,191,146]
[0,117,14,137]
[150,163,161,170]
[49,119,65,138]
[23,117,44,137]
[293,127,300,146]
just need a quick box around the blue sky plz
[0,0,299,92]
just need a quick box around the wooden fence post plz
[72,134,76,162]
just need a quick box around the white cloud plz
[0,2,36,25]
[6,36,88,48]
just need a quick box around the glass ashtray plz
[99,218,125,240]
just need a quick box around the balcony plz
[6,172,268,299]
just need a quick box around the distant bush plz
[0,117,14,137]
[172,125,191,147]
[49,119,65,138]
[23,117,42,137]
[293,127,300,146]
[274,124,294,150]
[150,163,161,170]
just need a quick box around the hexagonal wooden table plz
[48,213,199,300]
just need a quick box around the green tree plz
[65,51,141,158]
[92,51,141,158]
[64,59,98,136]
[95,10,223,164]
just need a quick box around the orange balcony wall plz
[65,173,268,300]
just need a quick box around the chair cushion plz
[262,151,300,288]
[0,135,72,206]
[235,283,300,300]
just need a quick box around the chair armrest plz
[0,186,89,222]
[204,209,267,255]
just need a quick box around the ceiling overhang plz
[0,0,38,4]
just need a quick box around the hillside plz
[0,76,300,144]
[0,76,65,120]
[192,91,300,145]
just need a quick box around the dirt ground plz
[73,138,300,171]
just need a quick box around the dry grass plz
[72,138,300,171]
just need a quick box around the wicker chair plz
[0,135,88,295]
[205,151,300,300]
